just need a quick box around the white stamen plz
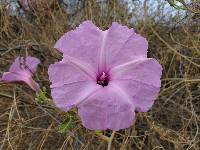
[100,72,106,80]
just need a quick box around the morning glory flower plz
[48,21,162,131]
[1,56,40,92]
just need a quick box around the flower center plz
[97,72,109,87]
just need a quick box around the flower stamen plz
[97,72,109,87]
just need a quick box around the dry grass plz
[0,0,200,149]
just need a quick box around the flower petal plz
[1,71,40,91]
[78,83,135,131]
[48,61,100,111]
[55,21,148,72]
[9,56,40,74]
[113,80,160,112]
[100,22,147,69]
[1,57,40,92]
[111,58,162,86]
[110,58,162,112]
[54,21,102,71]
[48,58,96,87]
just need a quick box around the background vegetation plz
[0,0,200,149]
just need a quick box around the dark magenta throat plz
[97,72,109,87]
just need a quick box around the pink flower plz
[48,21,162,131]
[1,56,40,92]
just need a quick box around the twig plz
[0,43,40,57]
[107,131,116,150]
[95,131,110,142]
[149,26,200,68]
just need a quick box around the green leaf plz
[167,0,187,10]
[35,87,50,104]
[58,117,73,133]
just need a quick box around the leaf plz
[58,117,73,133]
[167,0,187,10]
[35,87,50,104]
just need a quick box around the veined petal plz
[54,21,102,71]
[99,22,147,70]
[48,59,96,87]
[63,56,96,80]
[1,71,40,92]
[54,21,148,72]
[48,61,99,111]
[111,58,162,87]
[113,80,160,112]
[1,57,41,92]
[51,81,100,111]
[78,83,135,131]
[110,58,162,112]
[9,56,40,74]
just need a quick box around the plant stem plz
[107,131,116,150]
